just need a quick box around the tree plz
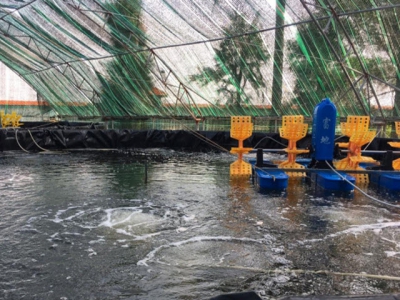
[288,1,394,117]
[288,11,346,116]
[342,0,400,117]
[98,0,160,117]
[271,0,287,116]
[191,12,269,107]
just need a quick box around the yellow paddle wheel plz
[229,116,253,178]
[335,116,377,183]
[1,111,23,128]
[278,115,309,177]
[388,121,400,170]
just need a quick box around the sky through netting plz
[1,0,400,121]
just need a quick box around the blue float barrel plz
[311,98,337,161]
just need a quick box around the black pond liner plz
[0,127,288,153]
[0,126,396,159]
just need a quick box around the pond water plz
[1,150,400,300]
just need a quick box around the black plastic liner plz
[0,128,395,158]
[0,128,292,152]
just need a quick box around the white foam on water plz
[302,221,400,244]
[6,173,33,184]
[18,226,41,234]
[183,214,196,221]
[129,199,143,202]
[64,210,85,221]
[137,235,269,266]
[272,246,285,254]
[99,207,171,240]
[218,253,230,264]
[99,207,143,228]
[51,206,104,229]
[380,236,400,257]
[176,227,188,233]
[378,218,392,223]
[115,228,161,240]
[52,206,82,223]
[89,238,105,244]
[62,232,82,236]
[274,256,291,265]
[86,247,97,257]
[27,215,46,223]
[385,251,400,257]
[330,221,400,236]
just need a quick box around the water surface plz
[1,150,400,299]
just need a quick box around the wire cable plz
[253,164,278,181]
[253,135,287,149]
[169,117,230,153]
[27,129,50,152]
[15,129,30,153]
[364,128,381,150]
[199,264,400,281]
[325,160,400,209]
[334,135,346,141]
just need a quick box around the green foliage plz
[288,15,345,115]
[348,0,400,115]
[271,0,286,116]
[98,0,160,117]
[191,12,269,106]
[3,0,400,121]
[288,1,394,117]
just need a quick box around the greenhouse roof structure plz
[1,0,400,122]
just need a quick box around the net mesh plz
[1,0,400,122]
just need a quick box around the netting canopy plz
[1,0,400,121]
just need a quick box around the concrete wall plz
[0,62,37,101]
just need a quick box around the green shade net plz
[1,0,400,121]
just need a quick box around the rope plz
[253,165,277,181]
[28,129,50,152]
[253,135,287,149]
[29,122,61,129]
[364,128,381,150]
[168,117,230,153]
[202,265,400,281]
[15,129,30,153]
[334,135,346,141]
[325,160,400,209]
